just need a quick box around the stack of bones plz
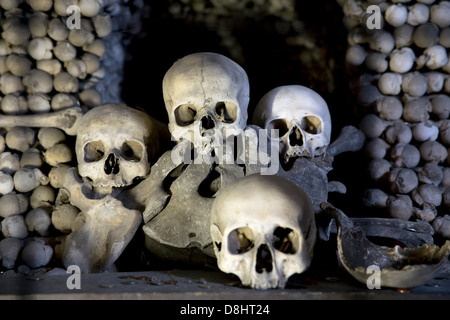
[0,0,144,271]
[339,0,450,240]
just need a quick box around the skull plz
[76,103,158,192]
[252,85,331,164]
[210,174,316,289]
[162,52,250,153]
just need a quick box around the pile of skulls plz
[0,0,146,271]
[339,0,450,239]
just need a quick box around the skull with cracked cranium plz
[162,52,250,158]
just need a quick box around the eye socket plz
[84,141,105,162]
[215,101,238,124]
[266,119,289,138]
[228,227,255,254]
[174,104,197,126]
[121,140,143,162]
[272,227,298,254]
[300,116,322,134]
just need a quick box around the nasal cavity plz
[289,126,303,147]
[255,244,273,273]
[104,153,120,175]
[201,115,215,131]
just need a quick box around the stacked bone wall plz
[0,0,145,271]
[338,0,450,240]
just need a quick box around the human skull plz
[76,103,158,192]
[162,52,250,153]
[252,85,331,164]
[210,174,316,289]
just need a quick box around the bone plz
[26,0,52,12]
[385,120,412,144]
[20,147,44,168]
[27,37,53,60]
[385,3,408,27]
[53,72,79,93]
[47,18,68,41]
[51,203,79,234]
[432,215,450,239]
[2,16,30,46]
[23,69,53,94]
[417,45,448,70]
[413,22,440,48]
[5,54,32,76]
[378,72,403,95]
[431,95,450,119]
[370,30,395,54]
[376,96,403,121]
[48,164,70,189]
[36,59,62,75]
[419,140,448,163]
[25,207,51,236]
[5,126,35,152]
[425,72,446,93]
[0,73,24,94]
[394,24,414,48]
[407,3,430,26]
[0,151,20,174]
[53,41,77,62]
[365,52,388,73]
[364,137,390,159]
[0,107,83,135]
[391,143,421,168]
[27,12,48,38]
[44,143,73,166]
[0,171,14,195]
[389,167,419,194]
[412,121,439,142]
[13,167,48,192]
[1,94,28,114]
[68,21,95,48]
[386,194,414,220]
[28,93,51,114]
[401,72,428,97]
[367,158,392,183]
[402,98,432,122]
[359,113,390,138]
[79,0,101,17]
[1,214,28,238]
[0,237,23,268]
[30,185,54,209]
[361,188,388,208]
[0,192,27,218]
[21,239,53,269]
[328,125,365,156]
[439,27,450,48]
[37,127,66,149]
[92,13,113,38]
[430,1,450,28]
[411,184,443,209]
[389,47,415,73]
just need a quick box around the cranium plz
[75,103,159,193]
[162,52,250,155]
[252,85,331,164]
[210,174,316,289]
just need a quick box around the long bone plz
[0,107,84,136]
